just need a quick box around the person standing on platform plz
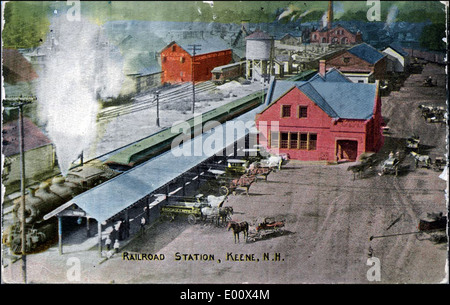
[140,216,146,236]
[114,239,120,253]
[105,235,112,250]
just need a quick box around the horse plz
[218,206,233,226]
[410,151,431,168]
[229,175,256,196]
[227,221,249,243]
[246,163,272,181]
[347,158,373,180]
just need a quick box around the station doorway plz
[336,140,358,162]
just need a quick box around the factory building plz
[255,68,384,162]
[160,40,232,84]
[309,1,362,45]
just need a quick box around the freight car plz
[3,165,118,254]
[104,89,267,170]
[211,61,246,84]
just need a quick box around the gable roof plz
[308,68,353,83]
[261,70,377,120]
[347,43,385,64]
[161,38,231,57]
[385,42,408,57]
[2,117,53,157]
[309,82,376,119]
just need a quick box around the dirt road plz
[3,63,447,284]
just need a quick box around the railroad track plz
[97,81,217,122]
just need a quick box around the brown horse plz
[227,221,249,243]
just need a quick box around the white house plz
[382,44,410,73]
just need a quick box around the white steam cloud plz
[384,5,399,30]
[36,16,124,176]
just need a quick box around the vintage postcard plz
[1,0,448,293]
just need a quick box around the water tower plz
[245,30,274,82]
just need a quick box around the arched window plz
[321,37,327,43]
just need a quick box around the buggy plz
[379,154,400,176]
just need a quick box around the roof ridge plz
[297,82,339,118]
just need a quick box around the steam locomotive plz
[3,165,118,255]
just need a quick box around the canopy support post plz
[58,216,63,255]
[98,222,102,257]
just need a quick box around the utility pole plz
[3,96,36,284]
[155,90,160,127]
[188,44,201,114]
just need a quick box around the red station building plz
[160,40,232,84]
[255,68,384,162]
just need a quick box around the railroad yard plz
[2,62,447,284]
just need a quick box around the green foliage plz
[397,9,445,23]
[2,1,51,49]
[338,10,369,21]
[419,23,446,51]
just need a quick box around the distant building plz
[310,25,363,45]
[382,43,410,73]
[2,117,55,185]
[276,33,302,46]
[255,68,383,162]
[321,43,387,83]
[160,40,232,84]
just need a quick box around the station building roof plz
[45,101,266,224]
[263,69,377,120]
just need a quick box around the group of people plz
[103,208,149,256]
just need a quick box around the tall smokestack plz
[327,1,333,29]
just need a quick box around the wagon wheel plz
[220,186,230,196]
[187,214,197,225]
[162,213,175,222]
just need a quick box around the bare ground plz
[3,63,447,284]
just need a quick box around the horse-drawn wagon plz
[369,212,447,244]
[379,153,400,176]
[160,204,203,224]
[406,135,420,152]
[418,104,446,123]
[220,174,256,196]
[247,217,286,242]
[160,194,229,225]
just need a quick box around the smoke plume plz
[36,16,124,176]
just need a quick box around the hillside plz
[2,1,446,49]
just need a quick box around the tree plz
[419,23,446,51]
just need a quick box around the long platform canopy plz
[44,101,267,224]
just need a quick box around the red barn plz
[255,69,384,162]
[160,40,232,84]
